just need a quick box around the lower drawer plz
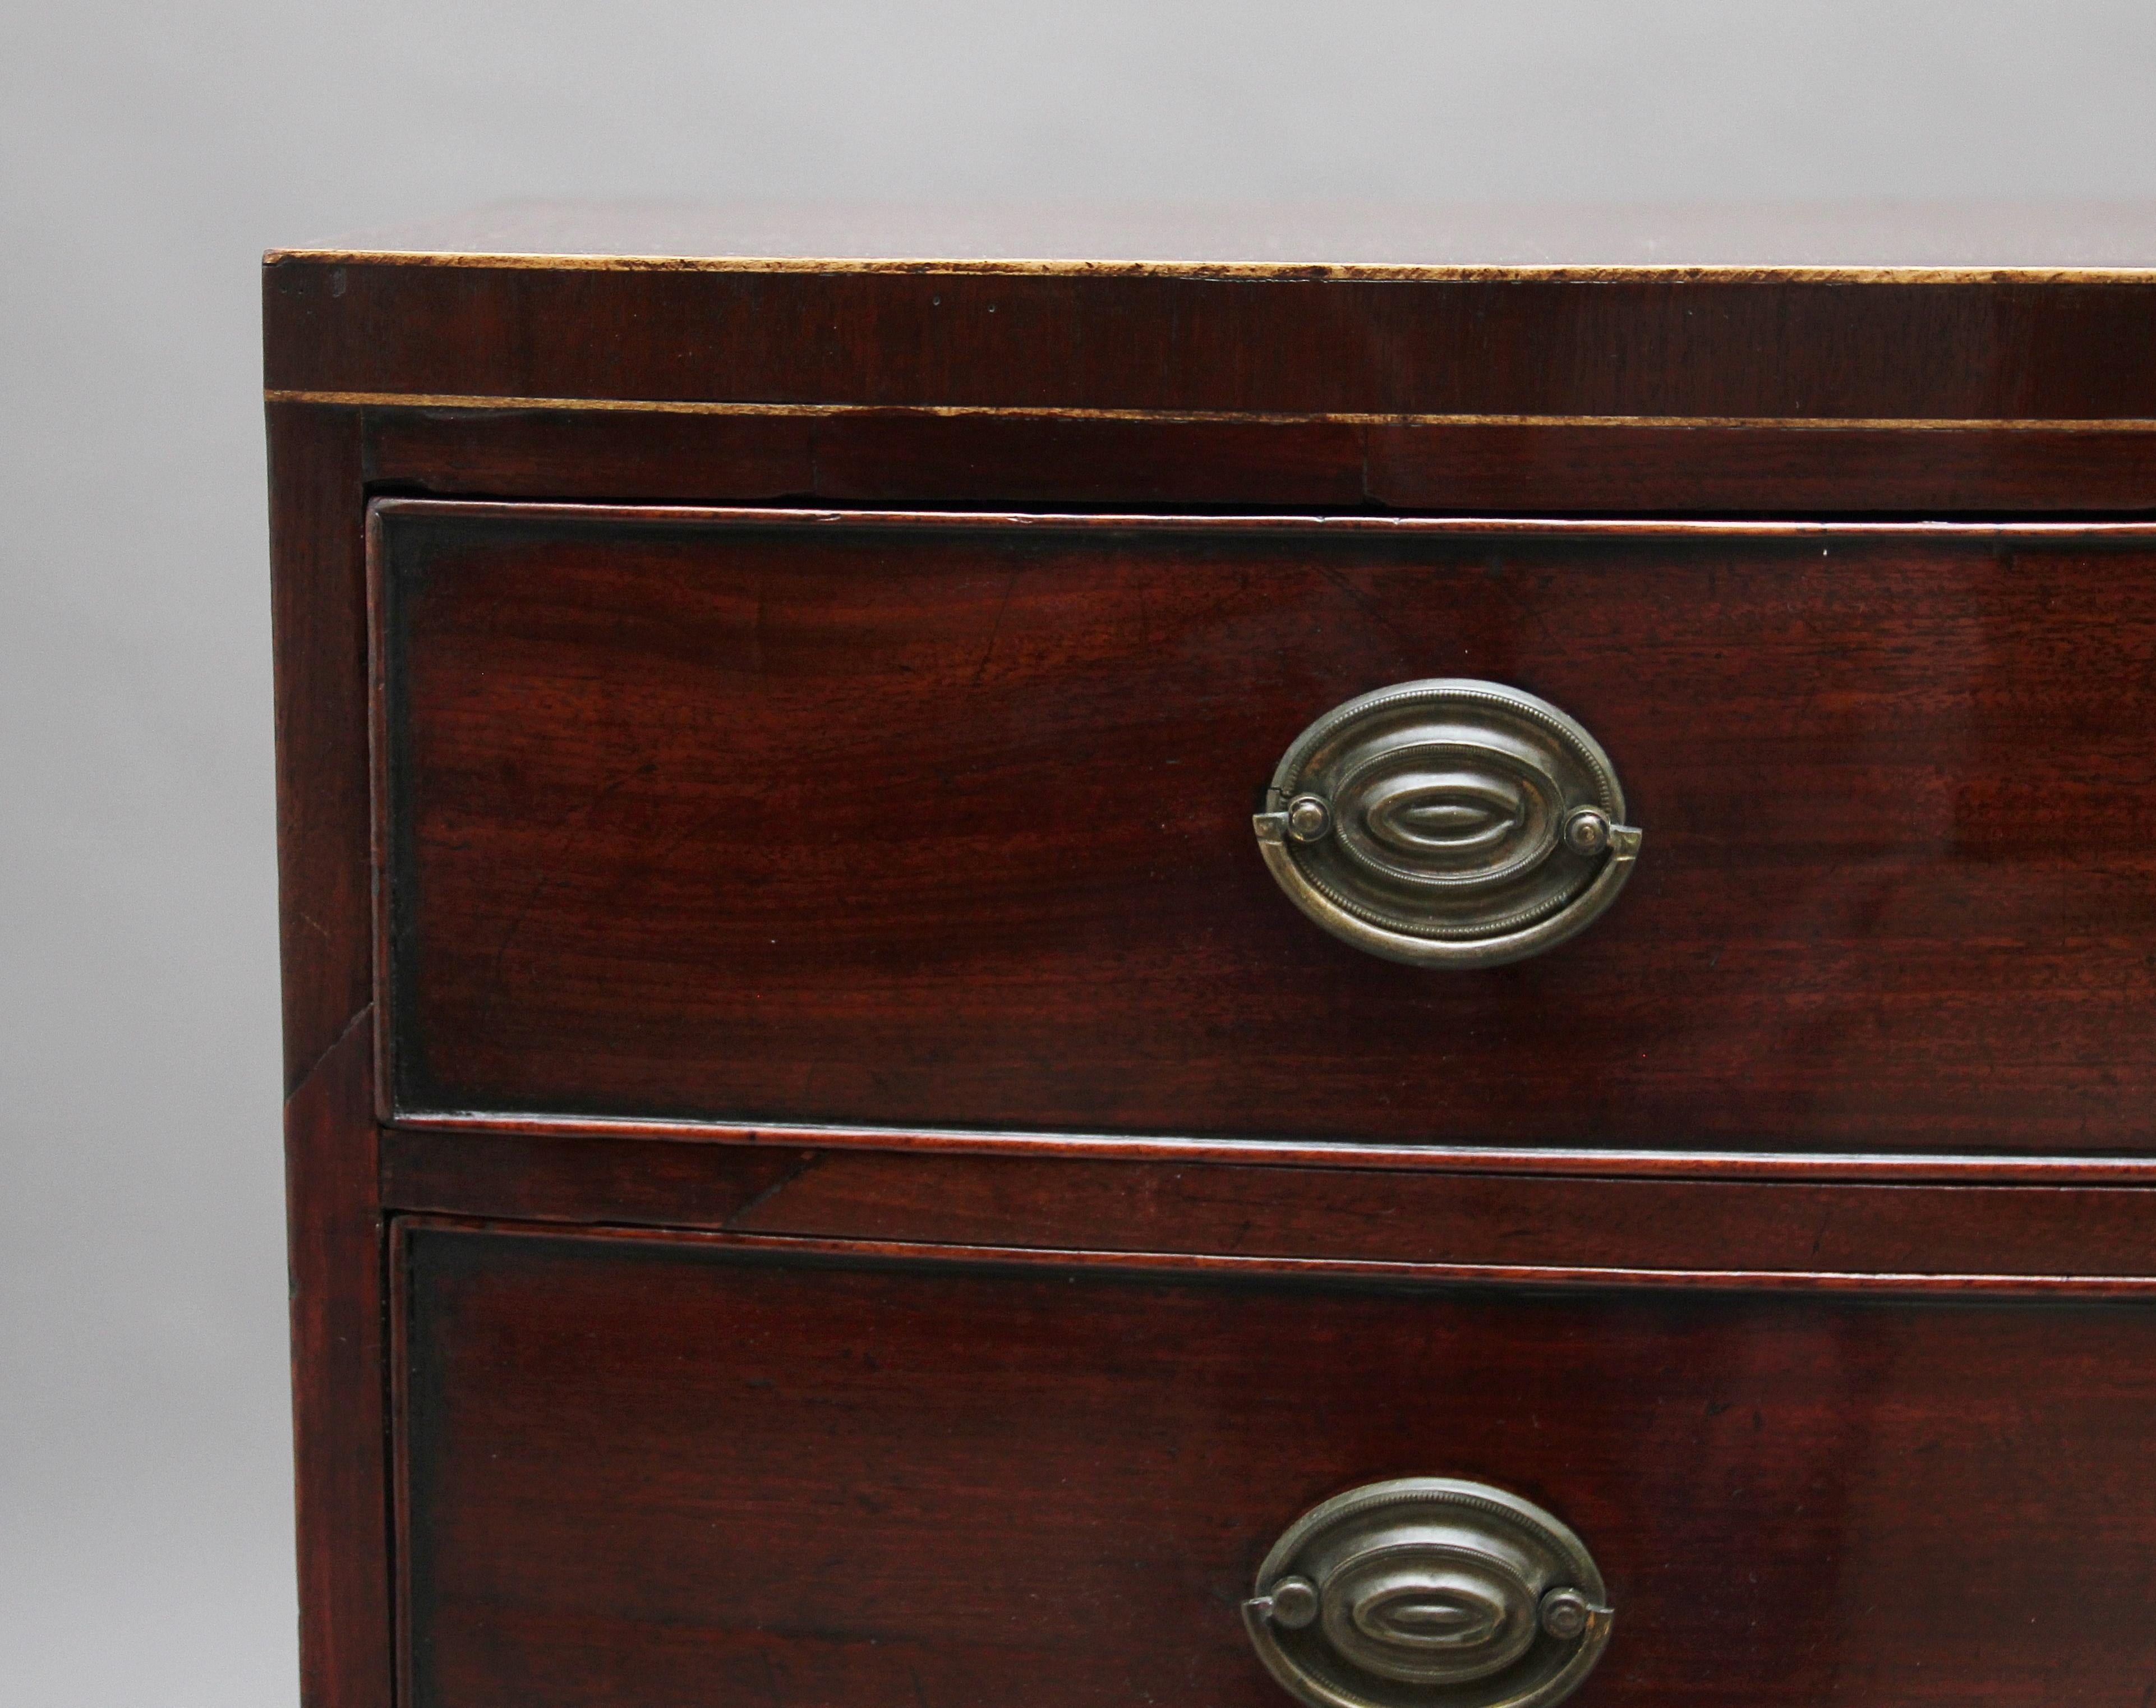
[397,1222,2156,1707]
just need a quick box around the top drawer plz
[372,501,2156,1155]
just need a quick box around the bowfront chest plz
[268,205,2156,1708]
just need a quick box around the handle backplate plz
[1254,679,1641,968]
[1243,1477,1613,1708]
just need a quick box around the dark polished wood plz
[269,401,371,1094]
[376,501,2156,1154]
[271,398,394,1708]
[364,404,2156,517]
[285,1015,391,1708]
[398,1221,2156,1708]
[268,257,2156,423]
[381,1129,2156,1290]
[386,1109,2156,1182]
[271,210,2156,1708]
[292,197,2156,269]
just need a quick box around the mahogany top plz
[273,199,2156,275]
[264,200,2156,421]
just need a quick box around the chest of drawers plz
[268,206,2156,1708]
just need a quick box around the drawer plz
[396,1222,2156,1708]
[372,501,2156,1153]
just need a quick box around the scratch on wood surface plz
[970,569,1018,691]
[282,1003,371,1114]
[724,1155,825,1229]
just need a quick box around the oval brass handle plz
[1253,679,1641,968]
[1243,1478,1613,1708]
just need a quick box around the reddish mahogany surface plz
[379,1130,2156,1288]
[363,403,2156,517]
[399,1223,2156,1708]
[265,257,2156,422]
[270,400,393,1708]
[282,198,2156,269]
[379,503,2156,1153]
[270,219,2156,1708]
[270,402,372,1094]
[285,1018,389,1708]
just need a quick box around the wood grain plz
[268,401,370,1094]
[385,1109,2156,1183]
[265,197,2156,270]
[270,399,394,1708]
[375,504,2156,1154]
[264,258,2156,422]
[278,218,2156,1708]
[379,1128,2156,1290]
[285,1017,391,1708]
[397,1221,2156,1708]
[362,404,2156,516]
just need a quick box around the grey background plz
[5,3,2155,1702]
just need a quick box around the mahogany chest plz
[267,206,2156,1708]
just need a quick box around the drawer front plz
[398,1223,2156,1708]
[374,502,2156,1152]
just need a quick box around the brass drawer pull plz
[1243,1477,1613,1708]
[1254,680,1641,968]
